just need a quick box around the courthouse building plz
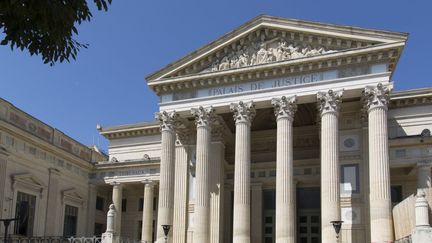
[1,15,432,243]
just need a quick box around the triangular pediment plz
[146,15,407,84]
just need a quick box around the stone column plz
[87,183,97,236]
[272,96,297,243]
[173,129,192,243]
[156,111,179,243]
[230,101,256,243]
[251,183,263,243]
[417,161,432,190]
[142,182,155,243]
[210,123,226,243]
[364,83,393,242]
[191,106,215,243]
[317,89,343,243]
[111,182,123,236]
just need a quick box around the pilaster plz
[210,123,226,243]
[173,129,192,243]
[44,168,61,236]
[87,183,97,236]
[251,183,263,243]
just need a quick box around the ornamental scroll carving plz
[203,35,336,73]
[156,111,180,132]
[191,106,216,128]
[317,89,344,115]
[230,101,256,125]
[363,83,390,111]
[271,96,297,121]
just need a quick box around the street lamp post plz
[0,218,19,243]
[161,225,171,243]
[330,220,344,243]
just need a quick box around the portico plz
[89,15,432,243]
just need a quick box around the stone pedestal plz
[156,111,179,243]
[230,101,255,243]
[102,204,119,243]
[141,182,155,243]
[317,90,343,243]
[191,106,214,243]
[364,84,394,242]
[272,96,297,243]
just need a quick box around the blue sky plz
[1,0,431,151]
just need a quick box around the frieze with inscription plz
[161,63,387,103]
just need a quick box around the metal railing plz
[0,236,101,243]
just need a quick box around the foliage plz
[0,0,112,65]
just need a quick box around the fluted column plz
[317,89,343,243]
[364,83,393,242]
[156,111,179,243]
[230,101,256,243]
[272,96,297,243]
[172,130,191,243]
[141,181,155,243]
[111,182,123,236]
[191,106,215,243]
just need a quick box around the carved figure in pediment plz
[256,43,268,64]
[200,32,337,73]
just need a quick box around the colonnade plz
[108,83,396,243]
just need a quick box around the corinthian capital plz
[230,101,256,125]
[156,110,179,132]
[317,89,344,115]
[271,96,297,121]
[363,83,390,111]
[191,106,215,128]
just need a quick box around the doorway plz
[297,187,321,243]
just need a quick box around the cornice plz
[98,122,160,139]
[390,88,432,108]
[149,42,403,95]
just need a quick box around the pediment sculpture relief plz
[203,34,336,73]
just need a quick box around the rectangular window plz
[122,199,127,212]
[96,196,104,211]
[63,205,78,237]
[341,164,360,193]
[391,185,403,203]
[14,192,36,236]
[139,198,144,211]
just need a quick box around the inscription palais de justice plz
[208,73,324,96]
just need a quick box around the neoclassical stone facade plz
[2,15,432,243]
